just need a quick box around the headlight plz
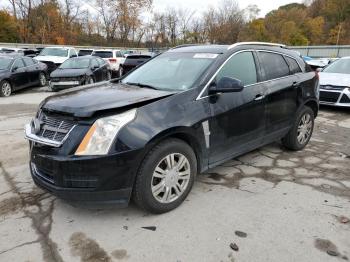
[75,109,137,155]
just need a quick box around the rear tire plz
[0,80,12,97]
[133,138,197,214]
[107,71,112,80]
[282,106,314,151]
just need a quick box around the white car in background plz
[35,47,78,73]
[92,49,125,77]
[319,57,350,107]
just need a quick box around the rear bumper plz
[319,88,350,107]
[30,146,143,207]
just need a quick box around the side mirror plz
[209,77,244,94]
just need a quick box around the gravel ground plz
[0,87,349,262]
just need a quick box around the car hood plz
[0,69,9,76]
[35,56,68,64]
[319,72,350,86]
[41,82,176,117]
[51,68,90,78]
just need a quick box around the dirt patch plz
[111,249,128,260]
[0,196,22,216]
[69,232,112,262]
[314,238,340,256]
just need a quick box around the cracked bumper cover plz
[30,147,143,207]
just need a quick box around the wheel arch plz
[304,99,319,118]
[144,127,206,174]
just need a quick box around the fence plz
[289,45,350,58]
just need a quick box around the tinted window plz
[78,50,93,56]
[96,58,106,66]
[285,56,301,74]
[216,51,257,86]
[23,57,35,66]
[91,58,99,68]
[93,51,113,58]
[259,52,290,80]
[13,59,25,69]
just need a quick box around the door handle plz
[254,94,265,101]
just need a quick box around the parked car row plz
[0,46,154,96]
[0,55,47,97]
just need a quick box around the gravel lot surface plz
[0,87,349,262]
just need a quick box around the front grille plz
[51,77,79,82]
[37,112,75,143]
[340,94,350,103]
[320,91,340,103]
[320,85,346,91]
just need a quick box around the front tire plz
[85,76,94,85]
[0,80,12,97]
[133,138,197,214]
[282,106,314,151]
[38,72,47,87]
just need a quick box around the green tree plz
[0,10,19,42]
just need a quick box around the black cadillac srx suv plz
[25,42,319,213]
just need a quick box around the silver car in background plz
[319,57,350,107]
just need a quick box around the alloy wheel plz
[297,113,312,145]
[151,153,191,204]
[1,82,11,97]
[39,73,46,86]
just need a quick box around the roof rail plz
[228,42,286,50]
[172,44,200,49]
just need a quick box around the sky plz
[1,0,304,19]
[152,0,304,17]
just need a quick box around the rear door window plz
[258,52,290,80]
[23,57,35,66]
[285,56,302,74]
[216,51,257,86]
[13,58,25,69]
[93,51,113,58]
[91,58,99,68]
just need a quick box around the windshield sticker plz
[193,53,219,59]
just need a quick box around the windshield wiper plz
[125,82,158,90]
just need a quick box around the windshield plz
[121,52,217,91]
[39,48,68,57]
[323,59,350,74]
[59,58,91,69]
[0,58,13,70]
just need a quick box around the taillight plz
[109,58,117,63]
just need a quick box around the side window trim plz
[197,49,256,100]
[284,55,303,75]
